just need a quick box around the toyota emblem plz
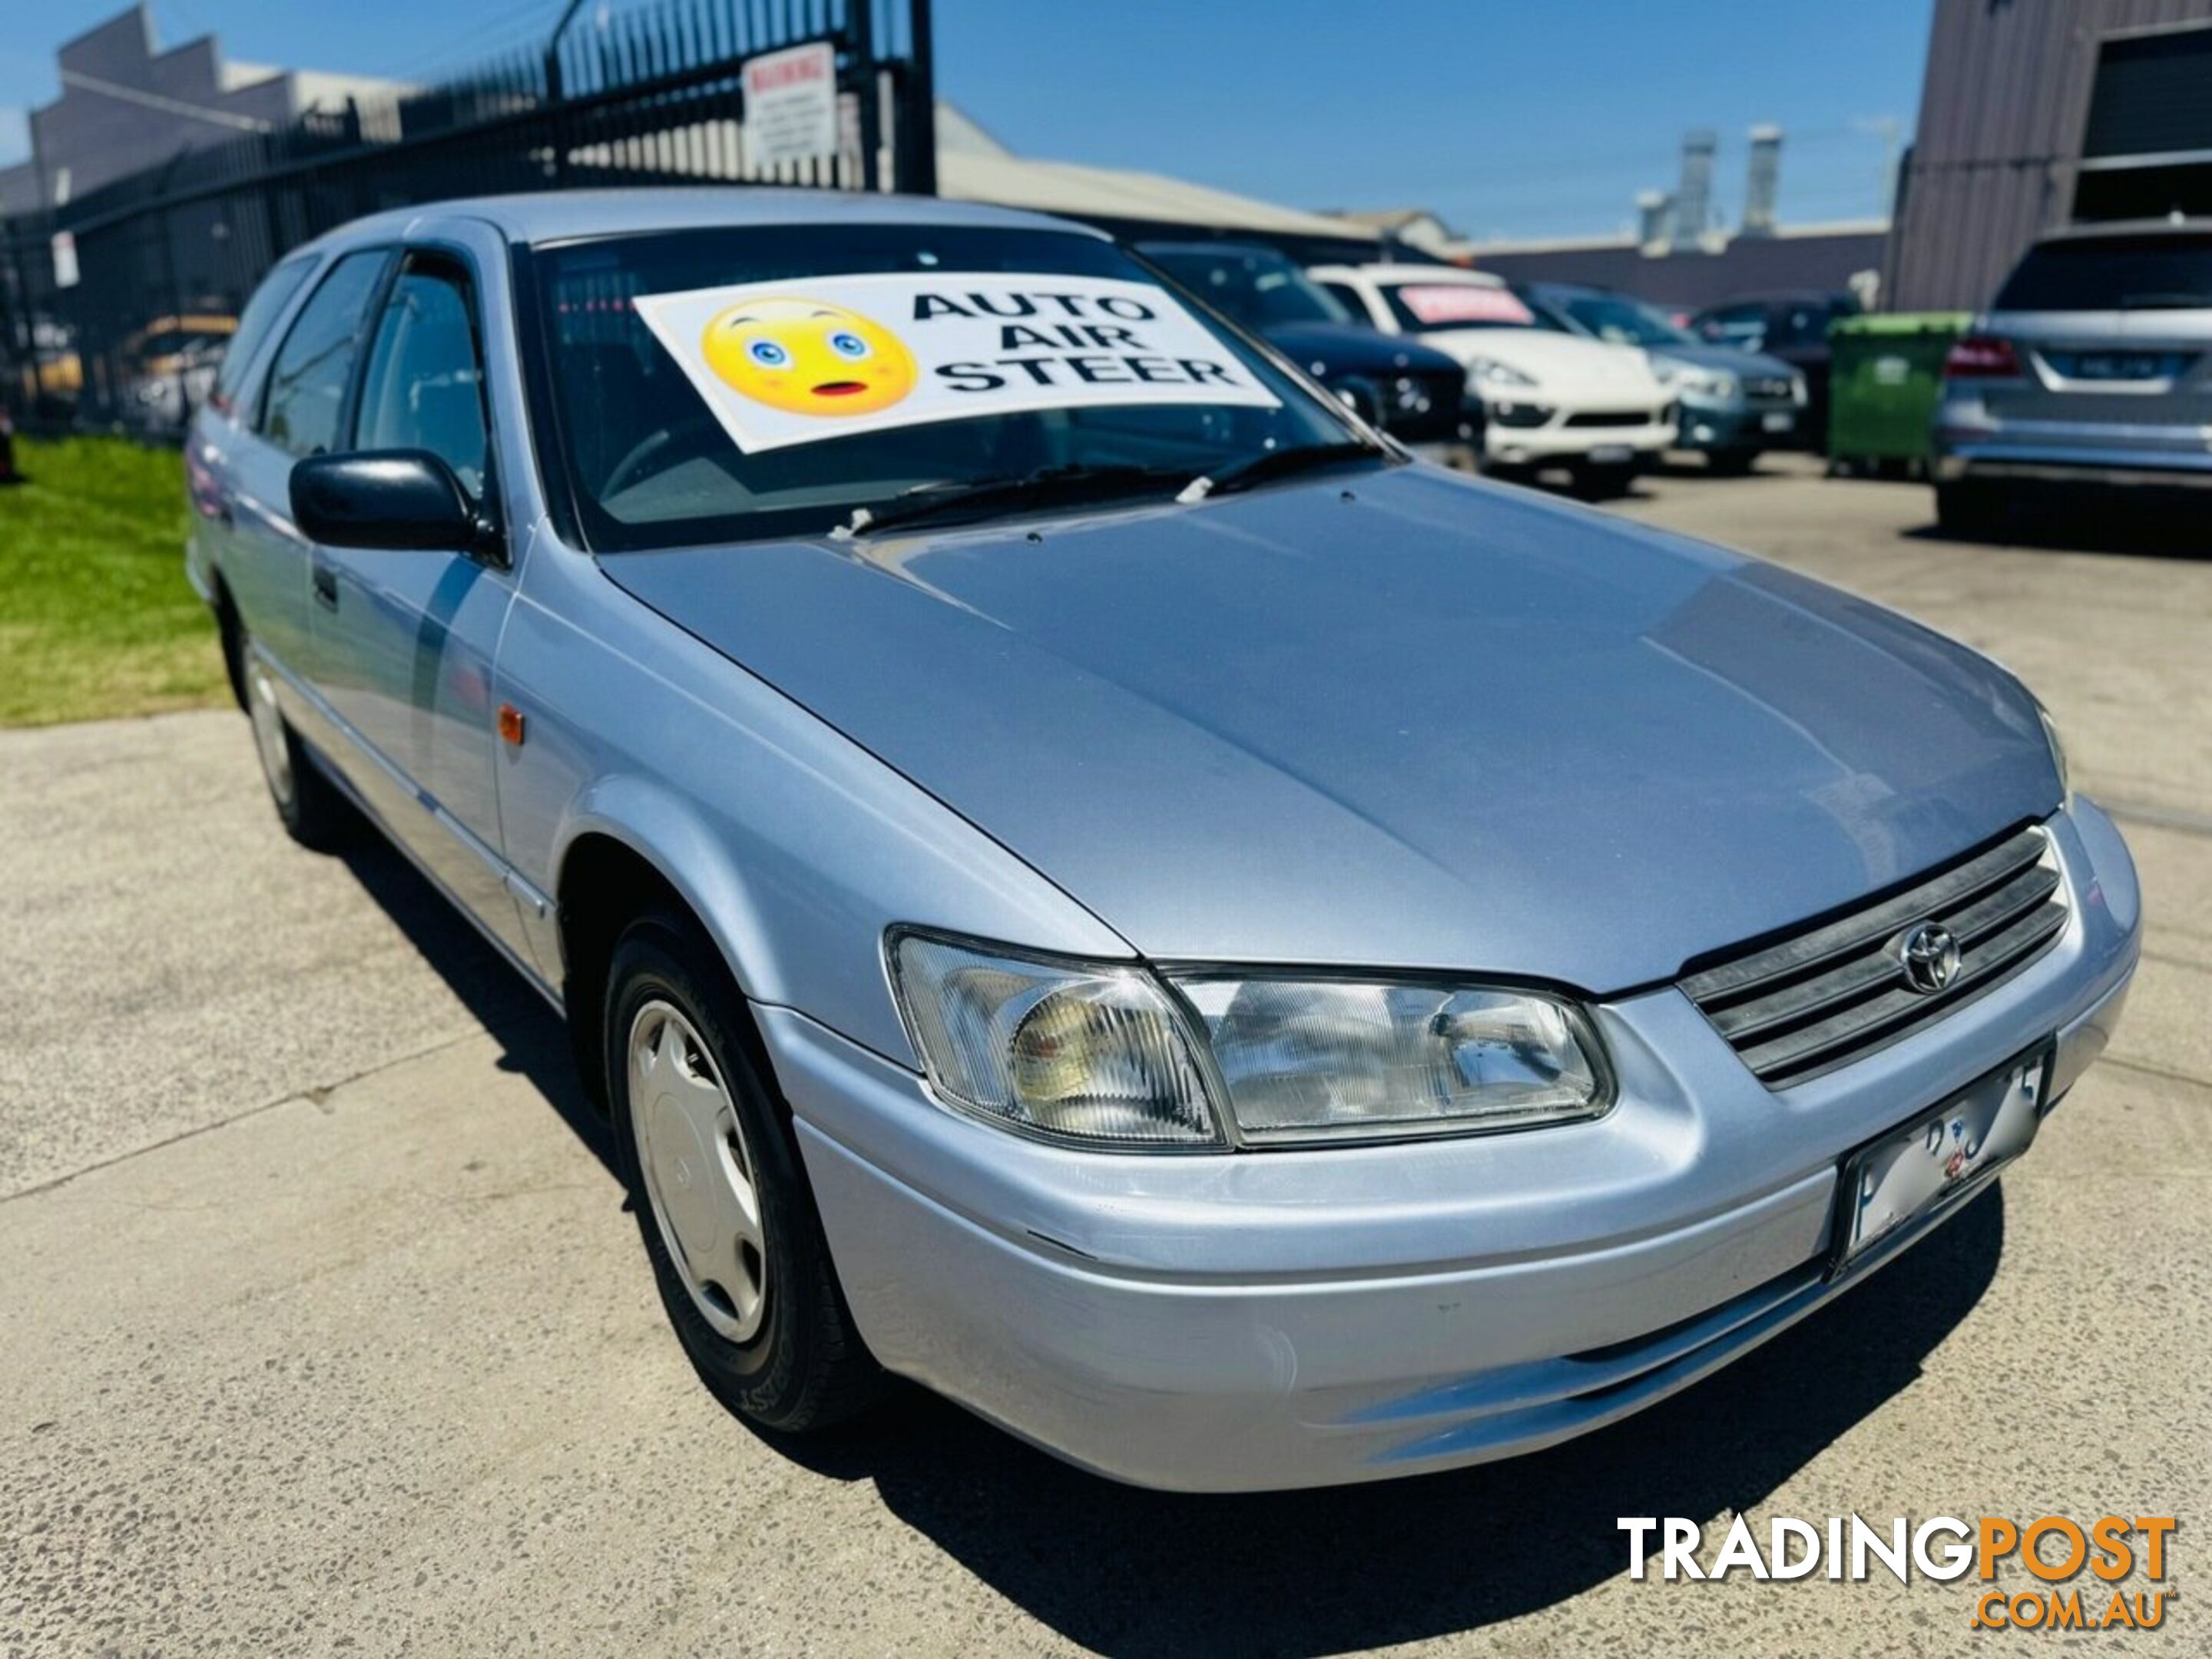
[1896,920,1962,995]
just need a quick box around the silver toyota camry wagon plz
[187,190,2140,1491]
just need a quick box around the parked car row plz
[1527,283,1808,472]
[1311,263,1676,494]
[1135,242,1484,466]
[1117,238,1826,498]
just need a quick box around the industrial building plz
[0,5,409,216]
[1886,0,2212,310]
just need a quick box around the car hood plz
[1260,321,1465,381]
[602,465,2058,992]
[1416,328,1664,403]
[1647,342,1800,382]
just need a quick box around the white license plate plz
[1835,1046,2051,1270]
[1587,444,1634,465]
[1760,411,1796,433]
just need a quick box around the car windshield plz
[1141,246,1353,329]
[528,223,1366,551]
[1378,280,1565,335]
[1995,234,2212,311]
[1553,291,1691,347]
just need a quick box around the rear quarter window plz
[210,256,319,413]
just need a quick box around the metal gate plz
[0,0,936,435]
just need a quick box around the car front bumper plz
[770,801,2140,1492]
[1675,397,1800,453]
[1482,410,1675,467]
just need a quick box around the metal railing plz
[0,0,935,437]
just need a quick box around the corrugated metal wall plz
[1889,0,2212,311]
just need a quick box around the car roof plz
[294,187,1104,256]
[1137,239,1289,260]
[2034,217,2212,244]
[1308,262,1503,288]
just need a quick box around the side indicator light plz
[497,704,525,747]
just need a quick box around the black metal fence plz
[0,0,935,437]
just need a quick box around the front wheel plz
[1706,448,1760,476]
[607,913,886,1433]
[238,625,348,849]
[1569,460,1639,501]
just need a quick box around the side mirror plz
[290,450,495,556]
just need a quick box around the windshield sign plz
[531,224,1356,552]
[1395,284,1533,328]
[634,272,1279,454]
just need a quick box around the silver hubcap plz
[244,649,293,804]
[628,1000,769,1343]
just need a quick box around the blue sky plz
[2,0,1936,240]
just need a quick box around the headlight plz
[1791,374,1809,406]
[1174,975,1608,1143]
[887,931,1220,1147]
[2037,702,2071,804]
[1469,358,1536,390]
[889,931,1611,1150]
[1660,363,1735,399]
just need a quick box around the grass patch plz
[0,435,230,727]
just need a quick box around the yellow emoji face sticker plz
[700,298,917,416]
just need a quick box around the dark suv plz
[1140,241,1482,465]
[1690,290,1861,448]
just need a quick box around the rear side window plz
[1995,235,2212,311]
[210,256,317,412]
[257,250,391,459]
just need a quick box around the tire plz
[237,623,349,849]
[1934,480,2002,538]
[605,912,886,1433]
[1706,448,1759,476]
[1570,461,1637,501]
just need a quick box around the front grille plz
[1680,824,2066,1088]
[1744,375,1796,402]
[1379,371,1471,444]
[1564,409,1654,428]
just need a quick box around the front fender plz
[497,536,1131,1069]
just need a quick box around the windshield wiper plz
[1174,440,1385,504]
[2119,292,2212,310]
[838,462,1191,537]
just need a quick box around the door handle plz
[312,561,339,611]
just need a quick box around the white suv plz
[1310,263,1676,492]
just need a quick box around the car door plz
[308,245,532,959]
[219,248,392,685]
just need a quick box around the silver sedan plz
[187,190,2139,1491]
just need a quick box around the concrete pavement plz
[4,459,2208,1656]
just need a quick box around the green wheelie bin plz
[1826,312,1971,478]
